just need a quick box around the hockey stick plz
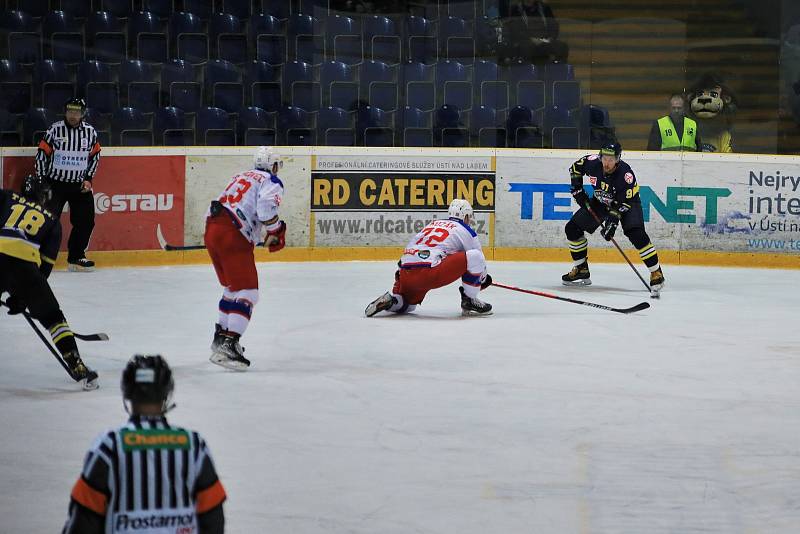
[156,224,265,251]
[584,204,654,294]
[18,306,74,377]
[491,282,650,314]
[0,300,109,341]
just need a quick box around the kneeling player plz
[0,175,98,389]
[365,198,493,317]
[204,147,286,370]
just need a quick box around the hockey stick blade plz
[1,301,109,340]
[491,282,650,314]
[156,223,207,251]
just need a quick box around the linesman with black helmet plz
[62,355,226,534]
[35,97,101,272]
[561,142,665,292]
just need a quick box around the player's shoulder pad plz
[449,217,477,237]
[269,174,284,189]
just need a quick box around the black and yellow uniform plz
[0,183,97,384]
[564,147,662,284]
[62,415,226,534]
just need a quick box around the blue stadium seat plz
[403,61,435,112]
[0,108,21,146]
[517,79,545,112]
[506,61,541,106]
[474,16,497,56]
[471,105,505,147]
[553,80,581,111]
[278,105,315,145]
[284,60,319,111]
[441,16,474,64]
[325,14,358,58]
[445,0,476,21]
[120,60,158,113]
[141,0,174,19]
[249,14,285,65]
[545,62,575,82]
[358,105,393,146]
[249,13,282,37]
[437,60,470,110]
[297,0,328,16]
[221,0,253,21]
[58,0,93,19]
[43,11,84,63]
[402,105,432,147]
[101,0,134,19]
[161,59,201,112]
[183,0,213,20]
[406,16,436,64]
[507,105,542,148]
[155,106,193,145]
[7,12,42,64]
[244,60,281,112]
[402,105,429,128]
[130,12,167,63]
[113,106,152,146]
[364,15,400,65]
[88,12,126,62]
[363,60,397,112]
[197,107,235,145]
[259,0,290,20]
[171,12,207,64]
[321,60,356,109]
[206,60,244,113]
[287,14,321,65]
[210,13,248,64]
[1,59,33,114]
[24,108,52,145]
[77,61,118,113]
[578,104,614,149]
[33,60,73,111]
[318,106,354,146]
[435,104,467,147]
[84,107,111,141]
[544,105,574,138]
[551,126,580,149]
[238,106,276,145]
[475,60,507,111]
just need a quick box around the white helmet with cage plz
[253,146,283,173]
[448,198,473,221]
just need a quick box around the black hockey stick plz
[18,307,75,377]
[0,300,109,341]
[156,224,265,251]
[491,282,650,314]
[584,203,656,296]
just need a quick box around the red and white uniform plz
[204,169,283,336]
[392,217,487,307]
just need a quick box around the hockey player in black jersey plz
[562,142,665,291]
[63,355,226,534]
[0,175,98,389]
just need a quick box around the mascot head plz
[688,73,737,120]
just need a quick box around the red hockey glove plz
[265,221,286,252]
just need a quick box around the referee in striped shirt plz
[35,97,101,272]
[63,355,226,533]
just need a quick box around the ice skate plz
[211,323,225,352]
[68,257,95,272]
[364,292,397,317]
[210,334,250,371]
[460,287,492,316]
[650,267,665,292]
[562,262,591,286]
[63,350,99,390]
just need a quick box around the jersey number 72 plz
[415,227,449,247]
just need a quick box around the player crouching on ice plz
[0,175,98,389]
[204,147,286,370]
[365,198,493,317]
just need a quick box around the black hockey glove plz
[570,185,589,207]
[4,295,26,315]
[480,273,493,290]
[600,216,618,241]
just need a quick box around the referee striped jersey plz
[35,120,101,184]
[63,415,226,534]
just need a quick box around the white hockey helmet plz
[448,198,473,221]
[253,146,283,173]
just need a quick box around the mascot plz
[688,73,738,152]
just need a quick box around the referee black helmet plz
[121,355,174,412]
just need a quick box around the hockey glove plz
[4,295,26,315]
[600,215,619,241]
[570,185,590,207]
[480,273,493,290]
[265,221,286,252]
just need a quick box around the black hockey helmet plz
[64,97,86,117]
[121,354,174,412]
[599,141,622,159]
[21,174,52,204]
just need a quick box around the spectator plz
[501,0,569,64]
[647,93,702,151]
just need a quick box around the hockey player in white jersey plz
[204,147,286,370]
[365,198,493,317]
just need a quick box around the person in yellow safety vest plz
[646,93,702,151]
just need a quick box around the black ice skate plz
[650,267,665,292]
[562,262,591,286]
[364,292,397,317]
[210,334,251,371]
[211,323,225,352]
[63,350,99,390]
[68,257,95,272]
[459,287,492,316]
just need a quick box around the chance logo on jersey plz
[121,429,190,451]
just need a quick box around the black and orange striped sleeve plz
[62,442,112,534]
[85,128,101,181]
[34,125,56,178]
[193,436,226,534]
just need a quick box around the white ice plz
[1,261,799,533]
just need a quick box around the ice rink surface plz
[1,261,799,533]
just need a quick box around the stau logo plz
[93,193,174,215]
